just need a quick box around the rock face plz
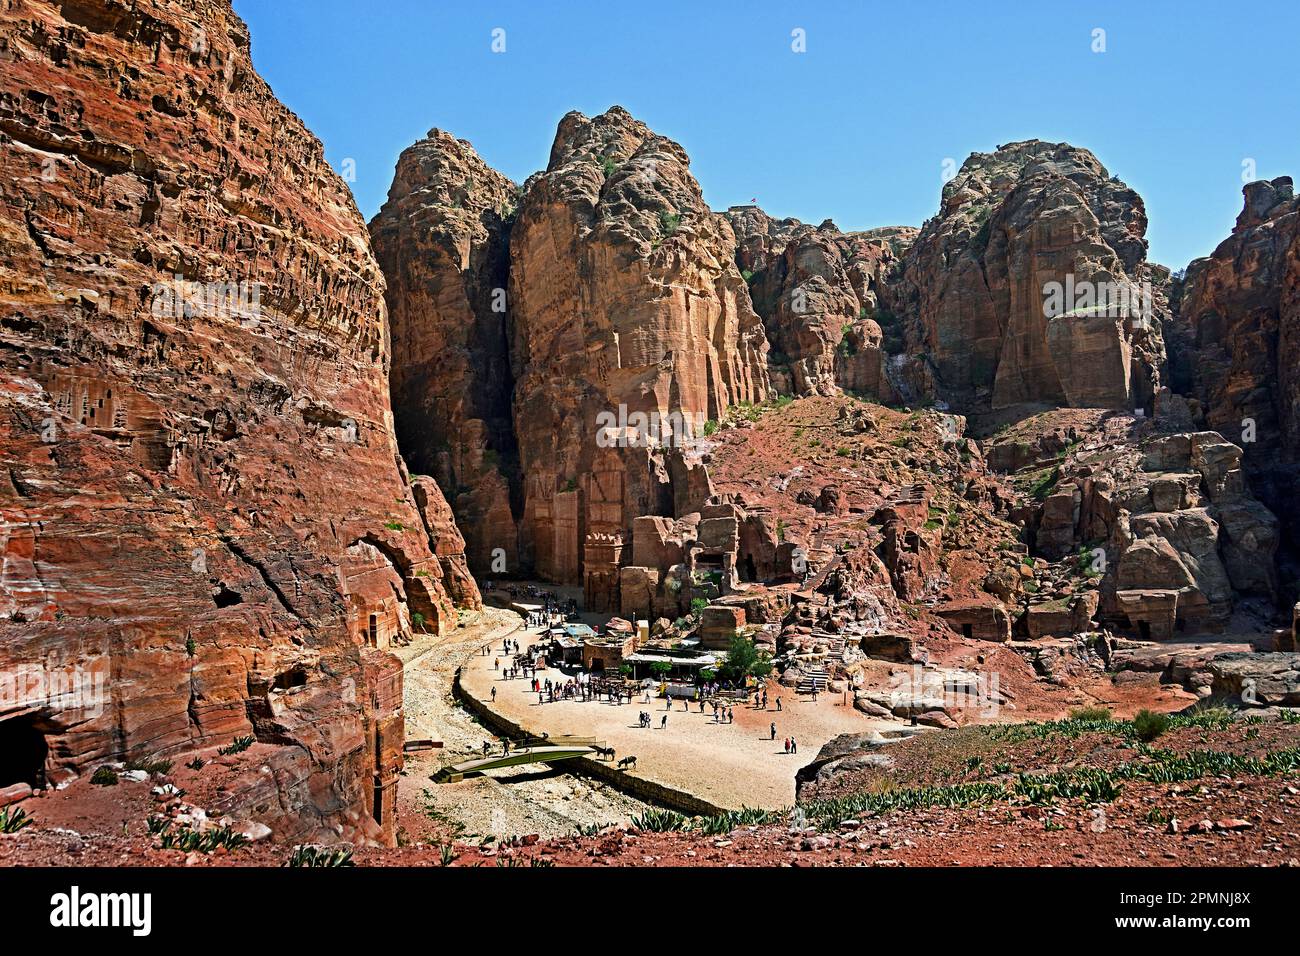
[994,412,1279,638]
[1173,176,1299,597]
[1208,652,1300,706]
[0,0,476,844]
[508,107,770,583]
[885,141,1168,413]
[727,208,914,400]
[371,131,520,578]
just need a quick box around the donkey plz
[617,755,637,771]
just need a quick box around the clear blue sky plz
[234,0,1298,270]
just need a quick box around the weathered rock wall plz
[0,0,475,844]
[883,140,1168,413]
[1174,176,1300,600]
[371,131,520,579]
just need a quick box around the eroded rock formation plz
[885,140,1168,413]
[0,0,475,844]
[371,131,520,579]
[727,208,915,401]
[1173,176,1299,597]
[508,107,770,584]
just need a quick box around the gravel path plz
[394,608,651,843]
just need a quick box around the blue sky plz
[234,0,1298,270]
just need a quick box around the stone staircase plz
[797,666,829,694]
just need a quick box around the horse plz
[593,745,615,761]
[617,755,637,771]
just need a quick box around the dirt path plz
[460,620,885,810]
[394,608,650,844]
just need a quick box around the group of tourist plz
[637,711,667,729]
[752,688,782,711]
[533,674,634,705]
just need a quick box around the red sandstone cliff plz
[0,0,475,844]
[883,141,1169,414]
[508,108,770,584]
[1173,176,1299,596]
[370,131,520,580]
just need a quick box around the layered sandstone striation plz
[371,131,520,579]
[884,141,1168,413]
[508,107,770,584]
[0,0,476,843]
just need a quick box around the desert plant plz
[149,817,249,853]
[1132,708,1171,742]
[286,844,354,867]
[630,808,694,832]
[0,807,33,833]
[90,766,118,786]
[217,735,255,756]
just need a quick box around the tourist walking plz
[770,722,777,740]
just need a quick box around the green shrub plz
[1132,708,1171,742]
[1068,706,1113,724]
[91,766,118,786]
